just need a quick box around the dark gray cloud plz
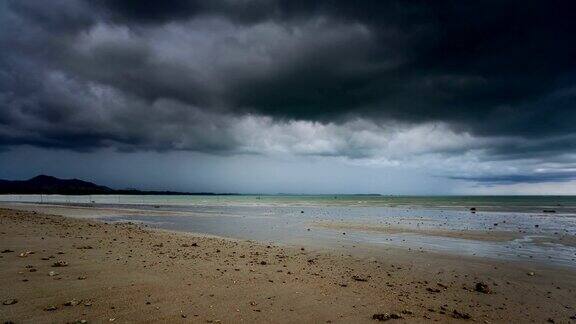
[89,0,576,135]
[2,0,576,185]
[98,0,278,25]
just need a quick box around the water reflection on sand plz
[82,203,576,269]
[2,196,576,268]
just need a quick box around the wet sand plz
[312,221,523,242]
[0,203,213,219]
[313,220,576,249]
[1,208,576,323]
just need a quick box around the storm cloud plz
[1,0,576,187]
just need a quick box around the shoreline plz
[3,199,576,216]
[3,202,576,269]
[1,207,576,323]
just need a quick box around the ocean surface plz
[2,194,576,268]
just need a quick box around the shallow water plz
[101,205,576,269]
[3,194,576,213]
[2,194,576,268]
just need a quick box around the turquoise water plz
[2,194,576,213]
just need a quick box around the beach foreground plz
[1,208,575,323]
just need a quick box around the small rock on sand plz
[352,275,368,282]
[372,313,402,321]
[2,299,18,305]
[64,299,80,306]
[475,282,491,294]
[52,260,68,267]
[452,310,471,319]
[44,305,58,311]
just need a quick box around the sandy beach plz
[1,207,575,323]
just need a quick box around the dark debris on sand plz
[372,313,402,321]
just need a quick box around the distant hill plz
[0,175,232,195]
[0,175,113,194]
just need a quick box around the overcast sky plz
[1,1,576,194]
